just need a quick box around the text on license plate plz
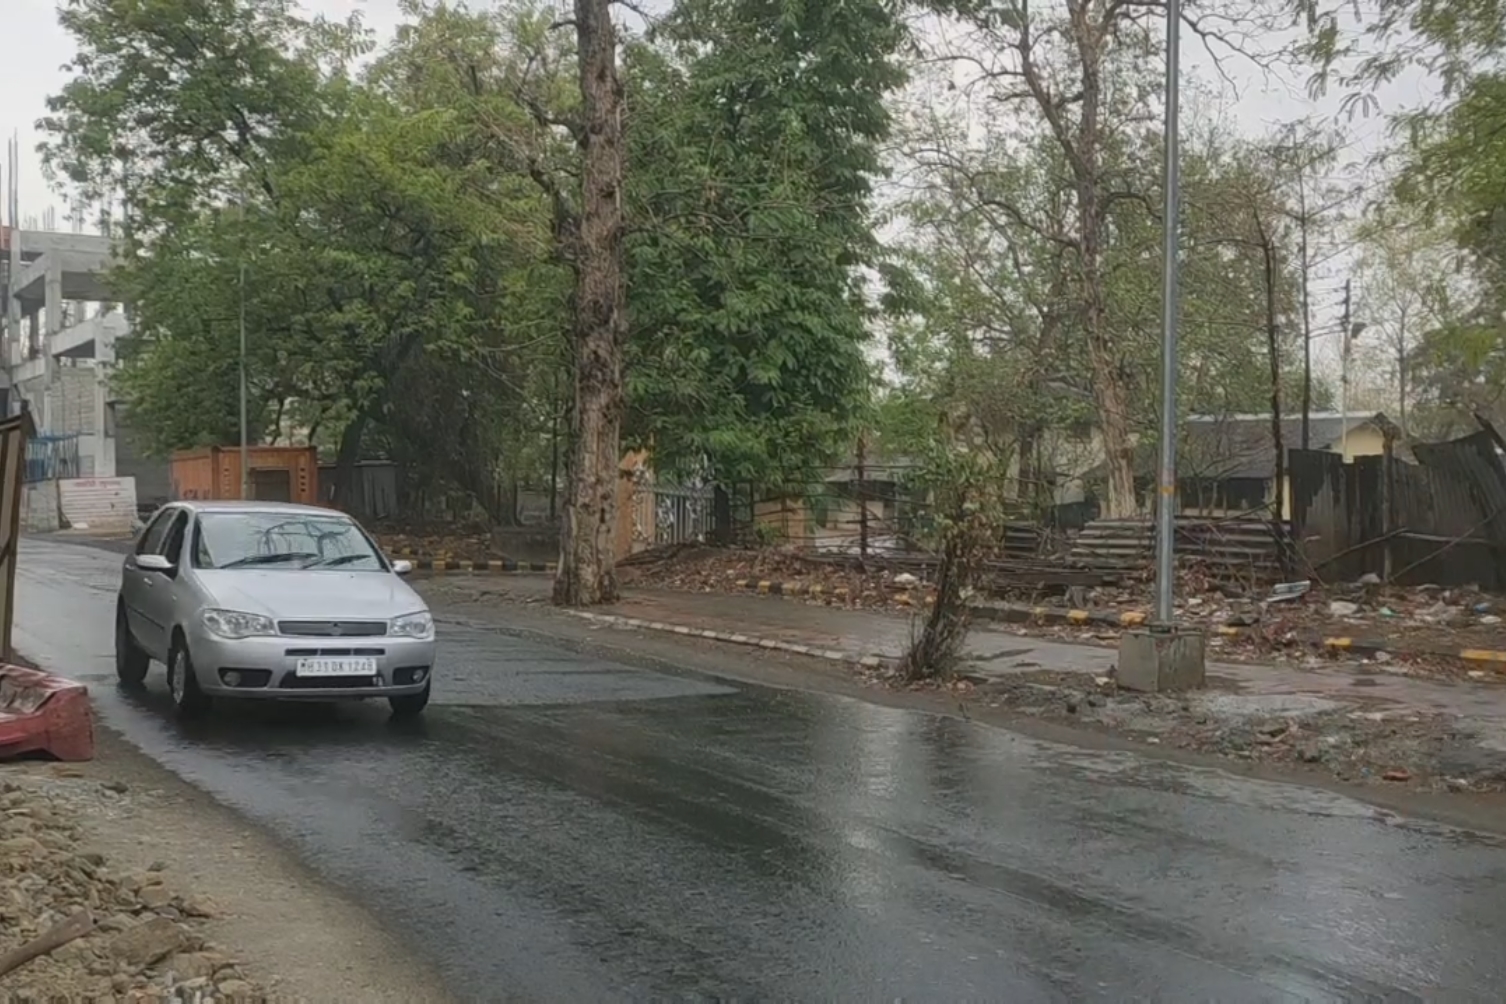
[295,657,378,677]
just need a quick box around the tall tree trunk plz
[332,413,369,510]
[1396,309,1409,434]
[554,0,627,607]
[1078,136,1136,516]
[1066,2,1136,517]
[1256,209,1291,577]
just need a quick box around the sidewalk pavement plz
[425,575,1506,728]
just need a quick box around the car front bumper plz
[183,626,436,700]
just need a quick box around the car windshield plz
[194,512,386,571]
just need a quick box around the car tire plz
[166,637,212,719]
[388,682,431,719]
[115,603,150,688]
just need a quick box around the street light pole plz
[1153,0,1183,626]
[238,259,248,500]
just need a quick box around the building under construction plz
[2,136,166,529]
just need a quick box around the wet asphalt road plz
[15,537,1506,1001]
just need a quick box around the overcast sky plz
[2,0,1435,379]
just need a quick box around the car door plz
[122,507,176,649]
[130,508,189,661]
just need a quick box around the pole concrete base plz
[1117,627,1206,693]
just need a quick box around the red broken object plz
[0,664,94,762]
[1382,768,1412,782]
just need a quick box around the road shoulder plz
[3,725,452,1003]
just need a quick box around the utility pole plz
[1119,0,1206,693]
[1339,278,1351,462]
[856,432,869,561]
[1153,0,1183,628]
[1297,165,1313,450]
[239,259,249,500]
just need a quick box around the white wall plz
[57,476,136,530]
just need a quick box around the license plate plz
[295,657,378,677]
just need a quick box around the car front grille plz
[278,620,388,638]
[278,675,381,690]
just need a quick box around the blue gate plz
[24,432,81,483]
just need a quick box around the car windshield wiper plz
[220,552,320,569]
[302,553,377,569]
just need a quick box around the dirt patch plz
[1,728,451,1003]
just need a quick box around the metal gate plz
[24,432,80,483]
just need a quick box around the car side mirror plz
[136,554,175,573]
[391,559,413,576]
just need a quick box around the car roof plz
[166,500,352,518]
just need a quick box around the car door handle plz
[141,577,154,588]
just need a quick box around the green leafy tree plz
[890,68,1311,515]
[621,0,910,486]
[42,0,568,512]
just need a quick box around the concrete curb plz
[561,609,895,671]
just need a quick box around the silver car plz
[115,500,436,718]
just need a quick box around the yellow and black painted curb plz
[1315,636,1506,666]
[732,578,855,600]
[401,556,556,574]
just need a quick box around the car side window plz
[158,511,190,563]
[192,518,214,568]
[135,508,175,556]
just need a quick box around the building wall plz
[114,409,171,507]
[57,476,137,530]
[1167,423,1391,518]
[20,480,61,533]
[47,366,98,438]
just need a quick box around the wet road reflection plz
[16,539,1506,1001]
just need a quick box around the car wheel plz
[388,682,431,720]
[166,637,212,719]
[115,603,150,688]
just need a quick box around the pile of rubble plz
[0,773,267,1002]
[897,670,1506,793]
[621,546,1506,659]
[618,546,930,612]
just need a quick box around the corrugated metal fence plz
[1290,428,1506,589]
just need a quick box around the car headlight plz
[201,609,277,639]
[389,611,434,640]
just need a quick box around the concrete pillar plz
[42,256,62,432]
[94,317,117,477]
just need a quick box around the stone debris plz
[926,669,1506,793]
[611,545,1506,673]
[0,773,272,1002]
